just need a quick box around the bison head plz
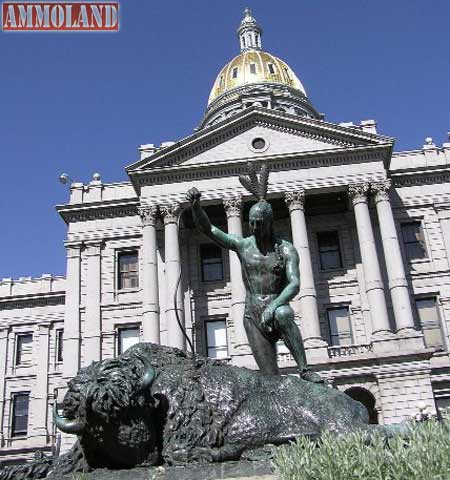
[54,353,160,468]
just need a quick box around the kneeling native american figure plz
[187,162,322,382]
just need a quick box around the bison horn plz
[53,403,85,435]
[139,357,156,390]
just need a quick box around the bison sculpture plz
[1,342,374,478]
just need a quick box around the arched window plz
[345,387,379,424]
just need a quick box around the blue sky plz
[0,0,449,279]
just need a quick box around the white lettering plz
[18,5,33,28]
[90,5,103,28]
[65,5,72,28]
[76,5,89,28]
[35,5,50,28]
[105,5,118,29]
[3,5,17,28]
[50,4,64,28]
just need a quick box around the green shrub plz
[274,418,450,480]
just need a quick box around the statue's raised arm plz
[186,187,242,252]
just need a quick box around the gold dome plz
[208,50,307,106]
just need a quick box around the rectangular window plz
[206,320,228,359]
[415,297,444,349]
[317,231,342,270]
[401,222,427,261]
[15,334,32,366]
[327,307,352,346]
[232,67,238,79]
[11,393,29,437]
[56,330,64,362]
[117,326,140,356]
[200,244,224,282]
[250,63,256,74]
[267,63,275,74]
[118,251,139,290]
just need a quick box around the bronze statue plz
[187,163,322,382]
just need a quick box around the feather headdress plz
[239,162,270,201]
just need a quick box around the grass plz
[274,418,450,480]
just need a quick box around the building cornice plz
[0,292,65,311]
[56,198,139,224]
[390,165,450,188]
[130,143,391,190]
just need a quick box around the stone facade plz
[2,9,450,467]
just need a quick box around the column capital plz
[138,204,159,227]
[348,183,370,205]
[284,190,306,212]
[84,240,103,256]
[160,203,181,225]
[223,195,243,218]
[371,179,392,203]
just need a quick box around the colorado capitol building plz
[2,9,450,465]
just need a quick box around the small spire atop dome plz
[237,8,262,52]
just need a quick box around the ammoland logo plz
[2,2,119,31]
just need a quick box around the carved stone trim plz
[284,190,305,212]
[371,179,392,203]
[133,146,387,188]
[223,196,243,218]
[138,204,159,227]
[160,203,181,225]
[0,294,65,311]
[348,183,370,205]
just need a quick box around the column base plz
[396,328,426,350]
[304,337,329,364]
[371,330,397,354]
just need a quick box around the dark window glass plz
[200,244,224,282]
[15,334,32,366]
[57,330,63,362]
[118,251,139,290]
[327,307,352,346]
[12,394,29,437]
[415,298,444,349]
[317,231,342,270]
[206,320,228,359]
[402,222,427,261]
[232,67,238,79]
[250,63,256,74]
[117,326,140,356]
[267,63,275,74]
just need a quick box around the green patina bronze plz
[186,162,322,382]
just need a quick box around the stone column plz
[223,196,247,350]
[161,203,186,351]
[63,243,81,379]
[348,184,392,341]
[285,191,327,357]
[0,328,8,444]
[372,181,415,329]
[33,322,50,438]
[138,204,161,344]
[84,242,102,365]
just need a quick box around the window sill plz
[319,267,346,274]
[116,288,140,294]
[409,258,430,265]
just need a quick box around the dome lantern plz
[238,8,262,52]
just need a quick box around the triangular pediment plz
[127,107,393,173]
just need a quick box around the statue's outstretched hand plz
[186,187,202,207]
